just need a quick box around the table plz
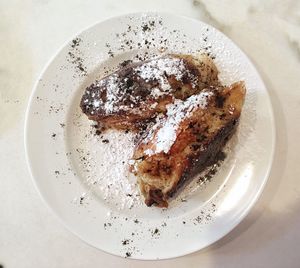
[1,0,300,267]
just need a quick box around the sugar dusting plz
[70,90,214,210]
[67,14,256,216]
[135,57,187,93]
[70,115,143,210]
[80,56,199,116]
[103,75,119,113]
[144,91,213,155]
[35,13,265,260]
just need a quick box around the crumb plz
[108,50,114,58]
[194,215,203,224]
[152,228,160,236]
[71,37,81,48]
[206,214,212,220]
[122,239,130,245]
[125,252,132,258]
[104,222,112,229]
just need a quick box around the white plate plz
[25,12,275,260]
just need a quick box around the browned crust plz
[131,82,246,207]
[79,52,245,208]
[80,54,219,130]
[167,118,237,198]
[140,119,238,207]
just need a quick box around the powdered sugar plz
[93,100,100,108]
[71,122,143,210]
[81,55,199,116]
[145,91,213,155]
[135,57,186,93]
[103,74,120,113]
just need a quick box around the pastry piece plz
[80,54,219,130]
[130,82,246,207]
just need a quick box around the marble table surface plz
[1,0,300,267]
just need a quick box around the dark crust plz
[80,56,199,115]
[135,82,246,208]
[80,54,218,131]
[145,118,238,206]
[168,118,238,198]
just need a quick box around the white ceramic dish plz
[25,12,275,260]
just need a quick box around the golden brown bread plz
[80,54,219,130]
[130,82,246,207]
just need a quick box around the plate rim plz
[24,11,276,260]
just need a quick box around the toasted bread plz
[80,54,219,130]
[130,82,246,207]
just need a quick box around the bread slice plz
[130,82,246,207]
[80,54,219,130]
